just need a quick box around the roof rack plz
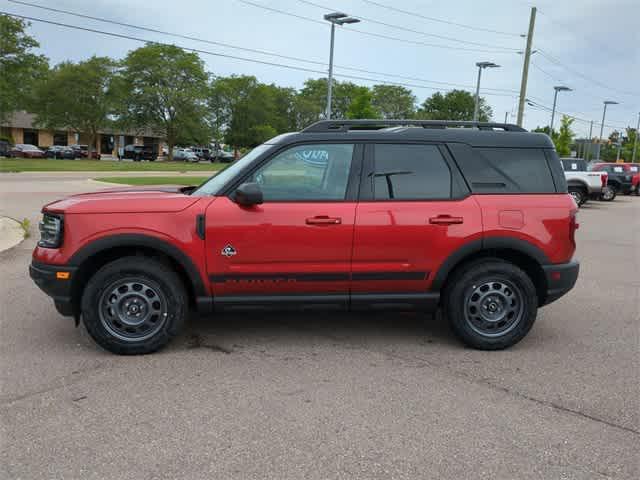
[302,119,527,133]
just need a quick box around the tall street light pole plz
[632,112,640,162]
[323,12,360,119]
[596,100,618,161]
[473,62,500,122]
[549,86,572,133]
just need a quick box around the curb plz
[0,216,26,253]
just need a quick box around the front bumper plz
[541,260,580,306]
[29,261,77,316]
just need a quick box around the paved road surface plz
[1,172,638,479]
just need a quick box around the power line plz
[293,0,520,50]
[537,49,638,99]
[236,0,518,54]
[531,62,565,83]
[0,11,519,99]
[4,1,521,95]
[526,99,629,130]
[360,0,522,37]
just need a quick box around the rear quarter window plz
[461,147,557,193]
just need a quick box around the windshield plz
[191,144,273,196]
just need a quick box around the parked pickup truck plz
[560,158,612,205]
[589,163,638,196]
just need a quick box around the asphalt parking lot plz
[1,172,638,479]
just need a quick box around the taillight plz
[569,209,579,248]
[601,172,608,188]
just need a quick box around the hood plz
[43,186,200,214]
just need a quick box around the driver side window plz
[249,144,354,201]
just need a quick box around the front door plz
[205,143,361,306]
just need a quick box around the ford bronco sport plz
[30,120,580,354]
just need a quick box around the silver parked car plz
[172,148,199,162]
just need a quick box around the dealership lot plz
[1,173,638,479]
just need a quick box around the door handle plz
[429,215,464,225]
[306,216,342,225]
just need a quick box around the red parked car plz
[70,144,101,159]
[30,120,579,354]
[624,163,640,195]
[7,144,45,158]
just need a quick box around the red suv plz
[30,120,579,354]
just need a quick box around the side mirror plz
[234,182,263,206]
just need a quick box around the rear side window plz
[560,159,586,171]
[372,144,451,200]
[465,148,556,193]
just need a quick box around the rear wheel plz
[601,185,616,201]
[81,257,187,355]
[444,259,538,350]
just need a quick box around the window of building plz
[53,132,67,146]
[23,130,39,146]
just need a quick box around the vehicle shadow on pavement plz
[174,310,458,354]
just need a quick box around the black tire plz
[81,256,188,355]
[444,258,538,350]
[568,187,586,206]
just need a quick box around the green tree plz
[416,89,492,121]
[533,125,558,144]
[554,115,574,156]
[0,15,48,123]
[208,75,285,148]
[346,87,379,119]
[296,78,362,121]
[116,44,209,160]
[371,85,416,119]
[32,56,116,153]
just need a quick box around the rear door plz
[351,143,482,303]
[205,142,362,305]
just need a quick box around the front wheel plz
[444,259,538,350]
[81,257,188,354]
[568,187,586,206]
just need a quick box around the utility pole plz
[517,7,536,127]
[633,112,640,162]
[504,111,509,123]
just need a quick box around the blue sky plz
[4,0,639,137]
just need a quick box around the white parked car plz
[172,148,199,162]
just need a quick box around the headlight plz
[38,213,63,248]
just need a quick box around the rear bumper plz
[541,260,579,306]
[29,261,77,316]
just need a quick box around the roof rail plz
[302,119,527,133]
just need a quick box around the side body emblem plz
[221,245,237,257]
